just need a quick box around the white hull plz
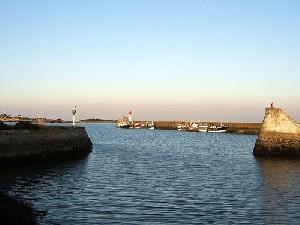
[207,123,228,133]
[198,129,208,132]
[207,130,226,133]
[198,126,208,132]
[117,123,130,128]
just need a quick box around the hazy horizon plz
[2,102,299,123]
[1,0,299,122]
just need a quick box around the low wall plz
[253,107,300,157]
[152,121,261,134]
[0,126,92,168]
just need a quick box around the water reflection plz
[256,158,300,224]
[0,157,90,196]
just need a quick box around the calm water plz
[1,123,300,224]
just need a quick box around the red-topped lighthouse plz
[128,111,133,122]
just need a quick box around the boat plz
[133,122,141,129]
[117,111,154,130]
[207,125,225,133]
[117,119,130,128]
[147,121,155,129]
[117,111,133,128]
[188,122,199,132]
[198,125,208,132]
[177,124,183,131]
[217,123,228,131]
[117,112,132,128]
[177,122,188,131]
[188,122,208,132]
[207,123,228,133]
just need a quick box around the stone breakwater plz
[253,107,300,157]
[153,121,261,134]
[0,126,92,168]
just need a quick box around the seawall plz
[153,121,261,134]
[0,126,92,168]
[253,107,300,157]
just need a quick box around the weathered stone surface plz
[253,107,300,157]
[0,126,92,168]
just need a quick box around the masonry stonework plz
[0,126,92,168]
[253,107,300,157]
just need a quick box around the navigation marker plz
[72,106,77,126]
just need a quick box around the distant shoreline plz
[80,120,262,135]
[1,114,261,135]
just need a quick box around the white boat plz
[177,123,189,131]
[117,120,130,128]
[117,116,131,128]
[117,111,134,128]
[198,125,208,132]
[217,123,228,131]
[188,122,208,132]
[147,121,155,129]
[188,122,199,132]
[207,123,228,133]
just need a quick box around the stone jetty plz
[0,123,92,168]
[253,106,300,157]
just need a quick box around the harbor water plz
[1,123,300,224]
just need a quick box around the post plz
[72,106,77,126]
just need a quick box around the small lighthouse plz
[128,111,133,122]
[72,106,77,126]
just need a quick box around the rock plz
[253,107,300,157]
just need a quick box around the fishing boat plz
[188,122,208,132]
[177,122,189,131]
[117,111,133,128]
[117,119,130,128]
[207,123,228,133]
[147,121,155,129]
[217,123,228,131]
[188,122,199,132]
[133,122,141,129]
[198,125,208,132]
[177,124,183,131]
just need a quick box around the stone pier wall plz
[152,121,261,134]
[253,107,300,157]
[0,126,92,168]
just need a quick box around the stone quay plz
[0,125,92,169]
[253,106,300,157]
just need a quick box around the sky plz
[1,0,299,122]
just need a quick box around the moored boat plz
[207,123,228,133]
[217,123,228,131]
[147,121,155,129]
[188,122,199,132]
[188,122,208,132]
[177,122,188,131]
[198,125,208,132]
[117,118,130,128]
[117,111,132,128]
[117,111,154,130]
[177,124,183,131]
[133,122,141,129]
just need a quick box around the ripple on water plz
[1,123,300,224]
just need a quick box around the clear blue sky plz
[1,0,299,121]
